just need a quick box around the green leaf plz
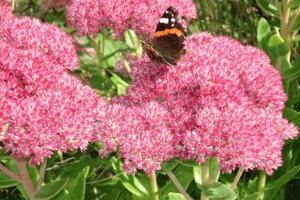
[241,192,260,200]
[202,182,237,200]
[0,172,19,188]
[93,32,127,68]
[111,157,150,198]
[91,74,113,91]
[283,56,300,81]
[55,167,90,200]
[160,165,194,198]
[270,143,293,182]
[102,39,121,67]
[161,160,179,172]
[257,18,271,44]
[285,79,300,107]
[35,178,69,200]
[290,0,300,8]
[175,159,199,167]
[283,108,300,127]
[111,73,129,86]
[17,184,30,200]
[121,178,149,198]
[0,149,12,160]
[291,15,300,31]
[193,166,202,188]
[116,84,127,95]
[256,0,279,17]
[266,188,286,200]
[167,192,186,200]
[208,157,220,183]
[282,56,293,72]
[267,34,289,58]
[124,29,136,48]
[58,159,88,179]
[218,173,236,185]
[124,29,143,57]
[110,73,129,95]
[27,164,39,185]
[265,165,300,190]
[89,183,133,200]
[246,177,258,194]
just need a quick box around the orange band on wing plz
[154,28,183,37]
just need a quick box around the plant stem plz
[201,192,209,200]
[201,162,209,185]
[35,161,47,195]
[287,7,300,31]
[149,173,159,200]
[280,0,291,40]
[257,171,267,200]
[200,161,210,200]
[0,162,22,182]
[277,0,291,72]
[232,168,244,189]
[166,171,193,200]
[12,0,15,10]
[16,158,36,200]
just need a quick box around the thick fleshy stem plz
[200,161,210,200]
[257,171,267,200]
[149,173,159,200]
[167,171,193,200]
[0,162,22,182]
[232,168,244,189]
[12,0,15,10]
[16,158,36,200]
[201,191,209,200]
[35,161,47,195]
[275,0,300,73]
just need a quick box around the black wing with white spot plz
[155,6,184,32]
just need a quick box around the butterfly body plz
[143,6,186,66]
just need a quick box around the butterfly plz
[142,6,186,66]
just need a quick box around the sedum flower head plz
[100,102,173,175]
[66,0,196,37]
[0,17,78,71]
[0,1,13,21]
[0,16,106,164]
[114,33,298,174]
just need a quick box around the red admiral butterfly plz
[142,6,186,66]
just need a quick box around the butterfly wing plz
[141,40,174,66]
[151,6,186,65]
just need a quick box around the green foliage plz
[35,179,69,200]
[160,165,194,199]
[54,167,89,200]
[190,0,260,44]
[0,172,19,189]
[167,193,186,200]
[111,158,151,199]
[202,182,237,200]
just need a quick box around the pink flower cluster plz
[110,33,298,174]
[100,102,173,175]
[66,0,196,37]
[0,1,13,21]
[0,16,106,164]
